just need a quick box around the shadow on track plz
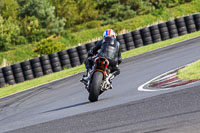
[41,101,90,114]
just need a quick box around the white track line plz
[138,67,185,92]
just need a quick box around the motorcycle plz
[83,56,113,102]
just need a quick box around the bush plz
[0,35,9,51]
[20,16,47,43]
[86,20,102,29]
[12,35,28,45]
[34,35,65,56]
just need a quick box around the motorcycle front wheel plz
[89,71,103,102]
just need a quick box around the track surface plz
[0,37,200,133]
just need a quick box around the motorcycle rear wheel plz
[89,71,103,102]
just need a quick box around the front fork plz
[85,69,111,91]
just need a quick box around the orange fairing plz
[94,57,109,78]
[94,57,109,70]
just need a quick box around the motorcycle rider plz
[81,29,122,88]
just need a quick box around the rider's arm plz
[88,40,102,57]
[91,40,102,55]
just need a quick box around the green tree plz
[127,0,153,15]
[0,15,26,51]
[149,0,192,9]
[0,15,9,51]
[75,0,98,24]
[97,0,136,24]
[49,0,98,28]
[34,35,65,56]
[49,0,79,28]
[0,0,19,19]
[18,0,66,35]
[20,16,46,42]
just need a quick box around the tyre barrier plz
[166,20,179,38]
[140,27,153,45]
[77,45,88,64]
[0,12,200,88]
[150,25,162,43]
[131,30,143,48]
[2,66,16,85]
[40,55,53,75]
[12,63,25,83]
[116,34,127,52]
[67,48,81,67]
[58,50,71,69]
[193,13,200,31]
[49,53,62,72]
[21,60,34,80]
[85,42,95,52]
[184,15,196,33]
[175,17,188,36]
[30,58,44,78]
[0,68,6,87]
[158,22,170,41]
[123,32,135,50]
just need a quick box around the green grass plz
[0,31,200,98]
[0,44,38,67]
[177,60,200,81]
[65,0,200,46]
[1,0,200,67]
[0,65,85,98]
[122,31,200,58]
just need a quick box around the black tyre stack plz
[123,32,135,50]
[158,23,170,41]
[12,63,24,83]
[193,13,200,31]
[30,58,44,78]
[149,25,161,43]
[49,53,62,72]
[0,69,6,87]
[184,15,196,33]
[116,34,127,52]
[67,48,80,67]
[166,20,179,38]
[21,61,34,80]
[85,42,95,52]
[175,17,188,36]
[131,30,143,48]
[77,45,88,64]
[140,27,153,45]
[58,50,71,69]
[40,55,53,75]
[2,66,15,85]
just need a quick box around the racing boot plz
[80,69,91,84]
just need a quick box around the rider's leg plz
[85,57,93,75]
[81,57,93,82]
[109,59,120,79]
[106,60,120,89]
[111,66,120,77]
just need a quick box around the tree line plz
[0,0,192,52]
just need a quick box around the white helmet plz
[103,29,116,39]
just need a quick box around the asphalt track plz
[0,37,200,133]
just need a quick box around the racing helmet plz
[103,29,116,39]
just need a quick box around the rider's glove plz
[88,50,94,57]
[118,59,122,64]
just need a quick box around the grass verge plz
[1,0,200,67]
[0,31,200,98]
[177,60,200,81]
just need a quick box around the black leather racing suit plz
[85,37,122,77]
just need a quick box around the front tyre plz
[89,71,103,102]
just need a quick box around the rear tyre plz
[89,71,103,102]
